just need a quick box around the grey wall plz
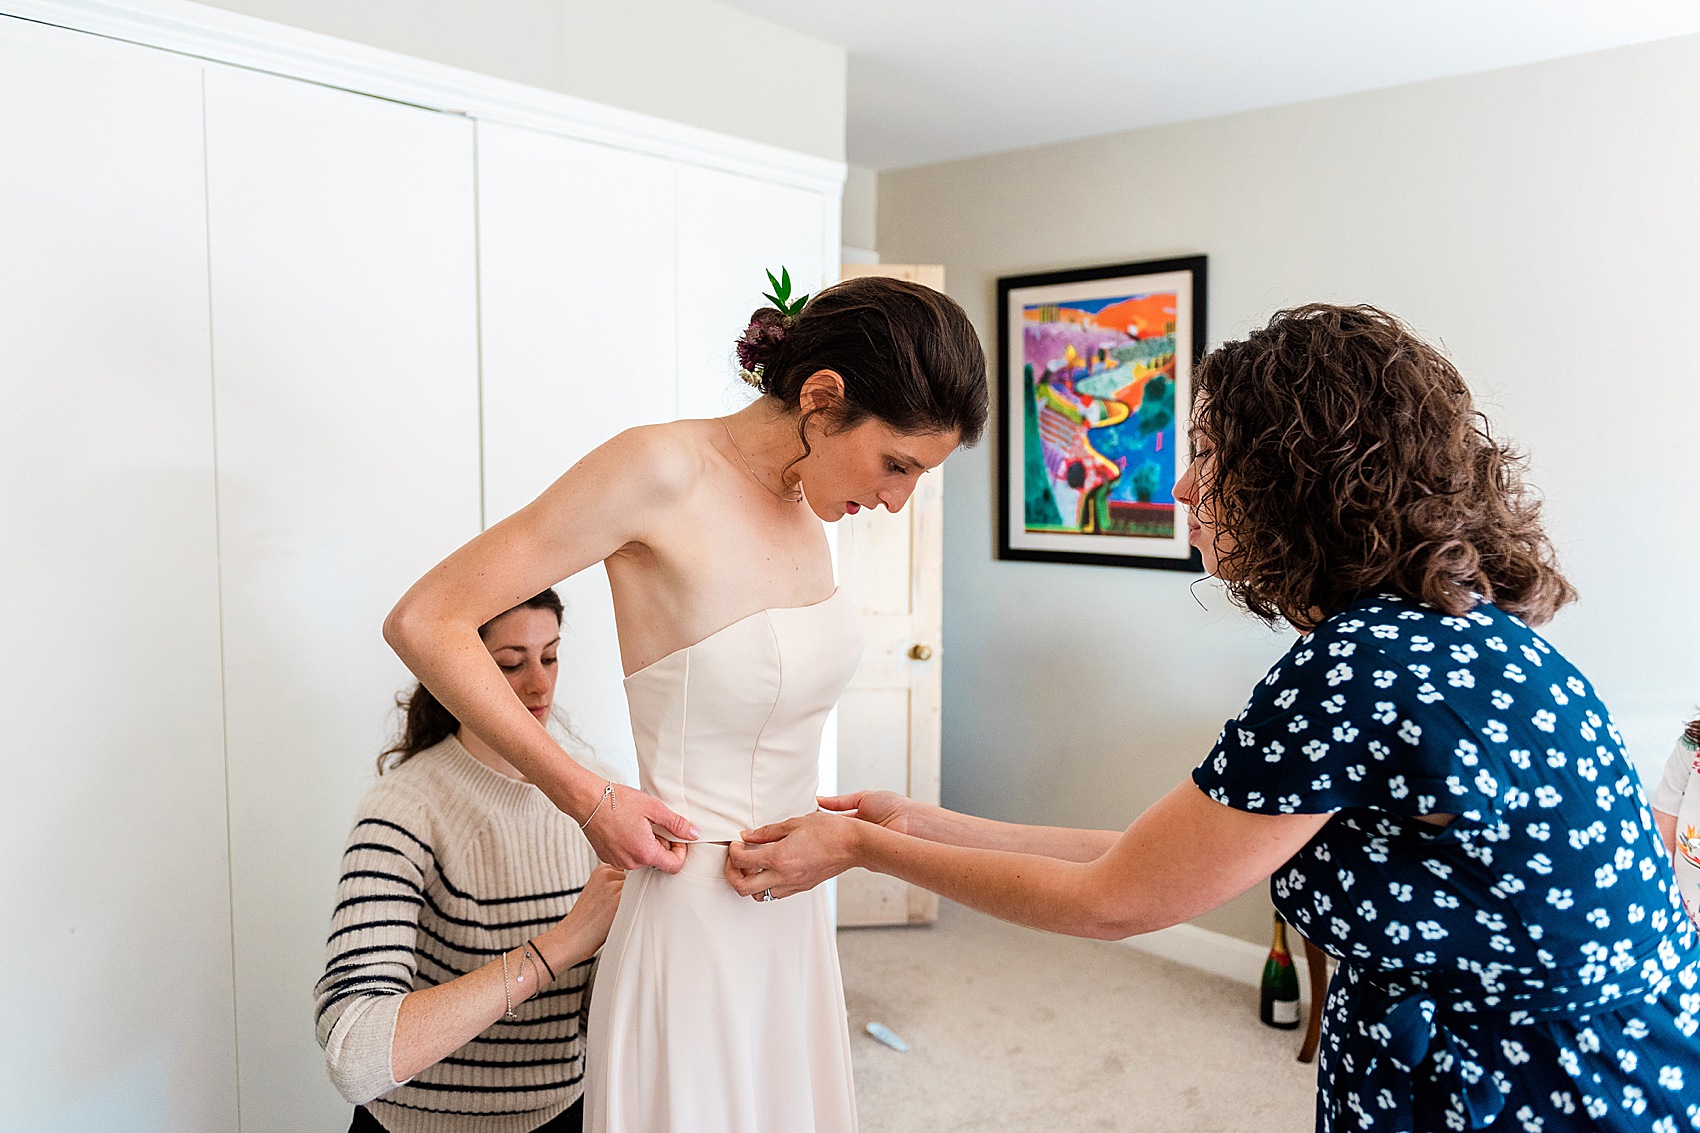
[880,35,1700,946]
[841,162,878,253]
[197,0,847,161]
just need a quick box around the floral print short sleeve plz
[1194,594,1700,1132]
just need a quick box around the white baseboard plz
[1118,922,1321,1010]
[1118,923,1266,987]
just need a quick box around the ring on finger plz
[760,888,775,902]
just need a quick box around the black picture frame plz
[996,255,1207,571]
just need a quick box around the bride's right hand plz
[817,790,913,836]
[577,783,697,873]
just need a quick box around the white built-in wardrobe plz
[0,5,842,1130]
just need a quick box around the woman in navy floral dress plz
[727,305,1700,1130]
[1196,592,1698,1129]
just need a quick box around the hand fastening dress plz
[584,588,863,1133]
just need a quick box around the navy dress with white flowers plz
[1193,593,1700,1132]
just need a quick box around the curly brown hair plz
[1688,715,1700,748]
[1192,304,1576,630]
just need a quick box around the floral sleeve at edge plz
[1192,623,1464,818]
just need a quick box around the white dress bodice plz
[622,588,862,843]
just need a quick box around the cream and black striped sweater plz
[314,735,601,1133]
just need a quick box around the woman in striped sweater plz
[314,589,623,1133]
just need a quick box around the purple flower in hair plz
[736,317,786,374]
[736,267,808,379]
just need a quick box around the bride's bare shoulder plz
[587,419,717,500]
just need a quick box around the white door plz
[0,17,237,1132]
[834,264,948,927]
[204,65,482,1133]
[476,121,680,783]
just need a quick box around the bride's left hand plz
[725,811,861,901]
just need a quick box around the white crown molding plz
[0,0,846,195]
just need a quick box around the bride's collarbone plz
[610,558,837,675]
[642,509,830,590]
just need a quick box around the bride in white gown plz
[385,274,987,1133]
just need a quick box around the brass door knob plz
[907,644,934,662]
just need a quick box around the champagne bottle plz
[1260,913,1301,1029]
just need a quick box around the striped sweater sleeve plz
[313,785,434,1104]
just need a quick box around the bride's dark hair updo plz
[734,276,988,447]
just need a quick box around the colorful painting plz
[998,257,1206,569]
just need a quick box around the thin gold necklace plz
[719,416,803,504]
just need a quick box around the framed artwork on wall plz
[996,255,1207,570]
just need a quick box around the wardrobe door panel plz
[0,17,235,1133]
[477,122,678,781]
[674,168,832,421]
[204,65,481,1133]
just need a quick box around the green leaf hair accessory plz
[762,267,810,320]
[737,267,808,383]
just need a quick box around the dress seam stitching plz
[678,649,691,828]
[748,611,785,833]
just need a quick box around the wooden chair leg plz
[1296,934,1330,1064]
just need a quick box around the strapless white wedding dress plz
[584,588,863,1133]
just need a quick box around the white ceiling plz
[717,0,1700,169]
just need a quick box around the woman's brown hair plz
[736,276,988,475]
[379,589,565,774]
[1192,304,1575,630]
[1687,715,1700,748]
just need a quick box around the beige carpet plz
[838,902,1318,1132]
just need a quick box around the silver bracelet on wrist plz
[580,780,616,829]
[501,944,534,1020]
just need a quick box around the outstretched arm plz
[816,791,1117,862]
[385,427,701,870]
[729,780,1330,939]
